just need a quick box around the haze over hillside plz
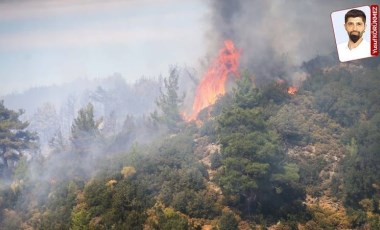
[0,1,379,229]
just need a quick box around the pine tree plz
[0,101,38,178]
[215,77,304,218]
[152,67,185,132]
[70,103,100,155]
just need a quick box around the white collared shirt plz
[337,39,371,62]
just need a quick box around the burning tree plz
[287,86,298,95]
[185,40,240,121]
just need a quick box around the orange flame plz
[287,86,298,95]
[185,40,240,121]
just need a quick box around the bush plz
[218,211,239,230]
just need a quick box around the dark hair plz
[345,9,366,23]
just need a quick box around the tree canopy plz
[70,103,100,155]
[0,101,38,177]
[151,67,185,132]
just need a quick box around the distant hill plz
[1,73,161,146]
[1,74,159,117]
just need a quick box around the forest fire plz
[276,79,298,95]
[184,40,240,121]
[287,86,298,95]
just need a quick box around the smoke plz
[0,73,167,216]
[207,0,374,85]
[5,104,163,220]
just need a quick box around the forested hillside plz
[0,57,379,229]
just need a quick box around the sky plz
[0,0,207,96]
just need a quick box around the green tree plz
[210,153,222,170]
[110,179,153,229]
[232,72,261,109]
[151,67,185,132]
[215,79,304,219]
[0,101,38,178]
[153,207,189,230]
[38,181,80,229]
[70,103,100,155]
[261,81,290,105]
[269,104,310,144]
[218,211,238,230]
[84,179,112,218]
[342,114,380,206]
[70,201,90,230]
[315,82,361,127]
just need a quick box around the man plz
[337,9,371,62]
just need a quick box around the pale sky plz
[0,0,207,96]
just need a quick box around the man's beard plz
[349,31,362,43]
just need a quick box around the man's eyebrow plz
[346,21,364,25]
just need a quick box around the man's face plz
[344,17,366,43]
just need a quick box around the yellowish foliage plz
[202,225,213,230]
[10,180,21,193]
[302,196,351,229]
[106,179,117,189]
[359,199,373,212]
[121,166,136,178]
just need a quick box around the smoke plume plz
[207,0,374,85]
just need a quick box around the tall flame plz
[185,40,240,121]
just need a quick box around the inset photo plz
[331,5,379,62]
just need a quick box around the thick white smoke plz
[207,0,374,85]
